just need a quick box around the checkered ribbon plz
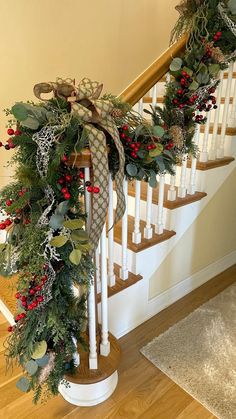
[34,78,126,250]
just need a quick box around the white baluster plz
[108,174,115,286]
[88,278,98,369]
[178,154,188,198]
[100,223,110,356]
[209,72,224,160]
[155,174,165,235]
[84,167,92,228]
[138,98,143,115]
[144,184,153,239]
[132,180,142,244]
[217,62,234,158]
[167,173,177,201]
[143,84,158,238]
[84,167,98,369]
[95,242,101,294]
[228,76,236,126]
[152,84,157,108]
[188,124,200,195]
[199,111,211,162]
[120,179,129,280]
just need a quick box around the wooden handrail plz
[118,34,188,106]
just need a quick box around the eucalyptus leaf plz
[49,235,68,248]
[126,163,138,177]
[16,376,30,393]
[199,63,208,74]
[55,201,69,216]
[149,170,157,188]
[11,103,28,121]
[69,249,82,265]
[155,156,165,172]
[21,116,39,130]
[228,0,236,14]
[63,219,84,230]
[209,64,220,75]
[25,360,38,376]
[169,57,183,72]
[137,150,148,159]
[32,341,47,359]
[36,354,49,367]
[137,168,145,180]
[196,72,209,85]
[76,242,92,252]
[49,214,64,230]
[153,125,165,137]
[189,80,199,91]
[71,230,88,242]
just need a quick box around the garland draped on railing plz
[0,0,235,403]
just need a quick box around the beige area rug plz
[141,283,236,419]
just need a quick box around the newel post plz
[58,149,121,407]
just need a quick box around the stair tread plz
[113,214,176,253]
[128,182,207,209]
[187,156,235,170]
[97,263,142,302]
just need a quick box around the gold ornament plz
[169,125,184,148]
[110,108,125,119]
[205,42,225,63]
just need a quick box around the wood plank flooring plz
[0,264,236,418]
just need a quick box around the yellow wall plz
[149,167,236,299]
[0,0,178,180]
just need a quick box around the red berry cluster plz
[85,181,100,194]
[172,71,196,109]
[119,125,141,159]
[165,142,174,150]
[2,189,31,226]
[57,166,73,200]
[0,128,21,150]
[0,218,12,230]
[194,87,217,123]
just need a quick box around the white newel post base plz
[59,371,118,407]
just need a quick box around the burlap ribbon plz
[33,78,126,250]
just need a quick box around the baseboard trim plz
[147,250,236,320]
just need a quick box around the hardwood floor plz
[0,264,236,419]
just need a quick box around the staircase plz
[0,35,236,406]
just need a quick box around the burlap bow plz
[34,78,126,251]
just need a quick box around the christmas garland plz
[0,79,176,402]
[0,0,235,404]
